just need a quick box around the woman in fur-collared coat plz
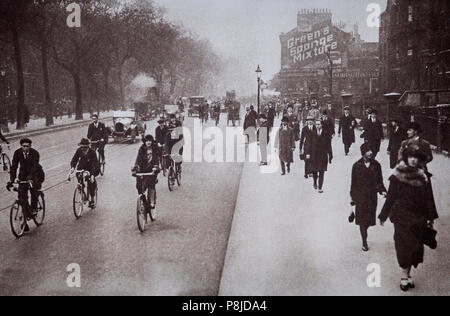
[379,145,439,292]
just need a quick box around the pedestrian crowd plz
[243,96,440,292]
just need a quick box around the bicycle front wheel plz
[73,187,84,219]
[168,167,174,192]
[176,167,182,186]
[33,193,46,226]
[2,154,11,173]
[10,202,26,238]
[149,189,157,221]
[137,196,147,232]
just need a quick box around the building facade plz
[275,9,380,112]
[379,0,450,94]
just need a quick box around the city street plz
[0,116,242,295]
[0,115,449,296]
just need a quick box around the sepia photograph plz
[0,0,449,300]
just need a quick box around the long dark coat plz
[361,120,384,153]
[243,110,258,130]
[306,129,332,172]
[379,164,439,268]
[87,122,108,142]
[387,127,407,168]
[276,127,295,163]
[338,115,357,145]
[286,113,300,140]
[300,125,317,174]
[350,158,386,227]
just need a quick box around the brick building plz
[379,0,450,94]
[274,9,380,114]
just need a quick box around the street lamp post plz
[256,65,262,114]
[0,65,9,133]
[325,48,333,98]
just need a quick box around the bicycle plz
[136,169,158,232]
[165,154,182,192]
[8,181,46,239]
[0,144,11,173]
[90,140,105,176]
[69,170,98,219]
[158,144,167,177]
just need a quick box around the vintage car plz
[187,96,205,117]
[108,110,147,143]
[161,104,184,122]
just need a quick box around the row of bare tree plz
[0,0,222,129]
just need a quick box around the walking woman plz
[350,143,387,251]
[306,120,333,193]
[378,145,439,291]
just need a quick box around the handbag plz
[423,225,437,249]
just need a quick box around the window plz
[408,5,413,22]
[407,39,413,56]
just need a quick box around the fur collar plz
[392,161,428,187]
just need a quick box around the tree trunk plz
[73,72,83,120]
[40,36,53,126]
[12,20,25,130]
[118,66,124,106]
[103,70,109,112]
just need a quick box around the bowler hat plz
[158,119,165,124]
[79,138,90,147]
[281,117,289,123]
[306,115,314,121]
[406,122,422,133]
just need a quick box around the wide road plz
[0,115,242,295]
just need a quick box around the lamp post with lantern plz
[256,65,262,114]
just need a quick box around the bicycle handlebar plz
[68,170,91,181]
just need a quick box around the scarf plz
[392,161,428,187]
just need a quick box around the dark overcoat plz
[301,125,317,174]
[361,120,384,153]
[379,164,439,268]
[387,127,407,168]
[350,158,386,227]
[276,127,295,163]
[87,122,108,142]
[338,115,357,145]
[10,148,41,182]
[306,130,332,172]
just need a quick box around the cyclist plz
[87,114,108,163]
[7,138,44,222]
[132,135,160,210]
[165,114,183,173]
[70,138,100,208]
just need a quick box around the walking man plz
[387,118,407,169]
[361,109,383,158]
[276,117,295,175]
[338,106,357,156]
[300,116,316,179]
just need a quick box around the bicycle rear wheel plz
[176,166,182,186]
[73,187,84,219]
[2,154,11,173]
[10,202,26,238]
[136,196,147,232]
[33,193,46,226]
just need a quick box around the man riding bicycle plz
[70,138,100,208]
[7,138,45,223]
[87,114,108,163]
[165,114,184,172]
[132,135,160,210]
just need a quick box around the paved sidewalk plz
[219,129,450,296]
[1,111,114,140]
